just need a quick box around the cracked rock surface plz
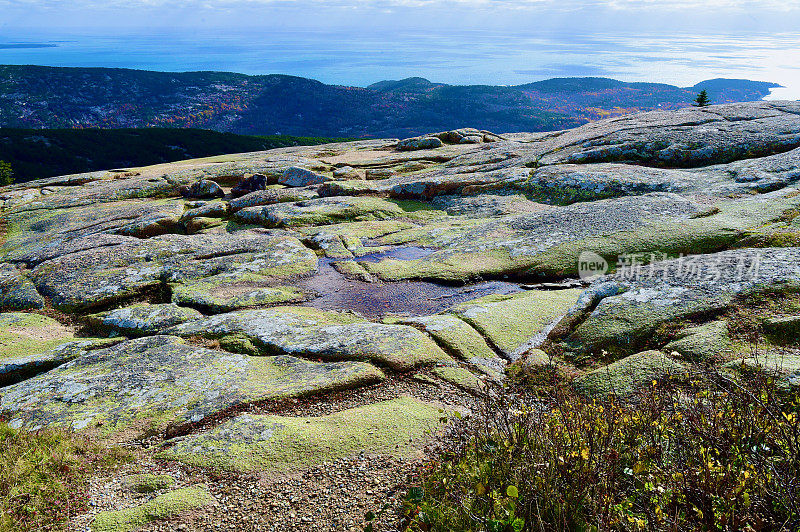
[2,101,800,530]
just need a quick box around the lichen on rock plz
[159,396,445,471]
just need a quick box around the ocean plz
[1,29,798,99]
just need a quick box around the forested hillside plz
[0,65,779,138]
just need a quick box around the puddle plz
[356,246,435,263]
[295,257,522,320]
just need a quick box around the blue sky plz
[2,0,799,32]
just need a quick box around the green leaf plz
[406,486,424,503]
[365,510,375,521]
[506,485,519,498]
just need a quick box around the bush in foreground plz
[403,371,800,531]
[0,423,129,531]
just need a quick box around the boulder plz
[664,320,733,361]
[450,289,582,358]
[88,303,204,337]
[231,173,269,197]
[0,264,44,310]
[397,137,444,151]
[574,350,688,397]
[364,168,398,180]
[179,179,225,199]
[563,247,800,356]
[332,166,361,179]
[279,167,327,187]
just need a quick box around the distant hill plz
[0,65,780,138]
[0,128,345,183]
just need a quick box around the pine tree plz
[694,90,710,107]
[0,161,13,185]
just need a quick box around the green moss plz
[171,279,309,313]
[0,312,79,360]
[388,314,499,363]
[218,333,261,355]
[664,320,734,362]
[430,366,483,393]
[91,486,215,532]
[159,397,445,472]
[269,197,407,227]
[389,199,442,212]
[522,182,625,206]
[573,351,688,397]
[169,306,452,371]
[122,473,175,493]
[330,260,373,281]
[451,289,582,355]
[524,192,800,278]
[362,249,521,283]
[299,219,418,243]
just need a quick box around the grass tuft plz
[0,422,129,531]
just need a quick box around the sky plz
[3,0,800,32]
[1,1,800,97]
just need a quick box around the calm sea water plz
[1,29,798,99]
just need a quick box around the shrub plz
[0,422,129,531]
[403,371,800,531]
[0,161,12,186]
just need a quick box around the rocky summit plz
[2,101,800,530]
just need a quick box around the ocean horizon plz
[1,28,799,100]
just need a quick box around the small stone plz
[180,179,225,199]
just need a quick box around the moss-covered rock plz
[1,199,185,264]
[0,336,118,387]
[573,350,688,397]
[564,248,800,356]
[763,315,800,344]
[166,306,452,371]
[238,196,407,228]
[1,335,384,437]
[170,277,311,313]
[0,263,44,310]
[88,303,203,337]
[722,352,800,388]
[450,289,582,356]
[430,366,485,393]
[362,189,800,282]
[159,397,445,472]
[31,231,317,311]
[664,320,733,362]
[91,485,215,532]
[389,314,504,375]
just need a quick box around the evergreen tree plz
[0,160,13,185]
[694,90,711,107]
